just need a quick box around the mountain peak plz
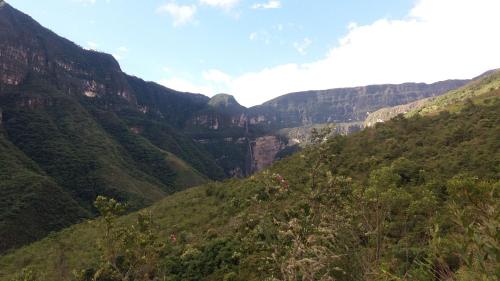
[208,94,244,110]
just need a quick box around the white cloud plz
[347,22,358,30]
[157,3,197,26]
[252,0,281,9]
[249,32,258,41]
[202,69,232,84]
[293,37,312,55]
[200,0,239,10]
[117,46,128,52]
[248,30,271,44]
[76,0,96,4]
[157,0,500,107]
[216,0,500,107]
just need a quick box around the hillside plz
[0,2,219,253]
[185,80,473,177]
[0,1,494,256]
[1,86,498,280]
[365,70,500,126]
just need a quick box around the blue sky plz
[6,0,500,106]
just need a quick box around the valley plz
[0,1,498,280]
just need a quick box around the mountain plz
[365,69,500,126]
[1,73,498,280]
[0,2,489,254]
[0,2,222,253]
[186,80,471,177]
[254,80,469,126]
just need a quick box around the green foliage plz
[409,70,500,116]
[0,131,88,253]
[0,77,211,252]
[74,196,166,281]
[444,177,499,280]
[1,101,499,281]
[8,268,42,281]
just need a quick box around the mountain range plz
[1,58,498,280]
[0,1,493,255]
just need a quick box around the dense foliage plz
[0,76,211,253]
[1,97,498,280]
[0,4,498,279]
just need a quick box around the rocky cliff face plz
[181,81,472,176]
[254,81,470,127]
[250,135,286,172]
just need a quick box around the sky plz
[6,0,500,107]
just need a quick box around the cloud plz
[200,0,239,10]
[157,0,500,107]
[293,38,312,55]
[117,46,128,52]
[202,69,232,84]
[218,0,500,107]
[249,32,258,41]
[252,0,281,9]
[248,30,271,44]
[76,0,96,4]
[157,3,197,26]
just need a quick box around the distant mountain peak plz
[208,94,245,110]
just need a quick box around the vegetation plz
[409,70,500,116]
[1,4,498,280]
[0,95,498,280]
[0,75,210,253]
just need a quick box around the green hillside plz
[1,95,498,280]
[409,70,500,116]
[0,77,209,253]
[0,131,88,254]
[0,3,222,253]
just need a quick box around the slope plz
[0,2,217,253]
[1,90,498,280]
[0,129,88,253]
[365,69,500,126]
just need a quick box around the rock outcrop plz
[250,135,285,172]
[364,98,431,127]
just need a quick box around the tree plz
[74,196,166,281]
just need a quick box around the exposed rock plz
[250,135,285,172]
[253,81,470,128]
[365,98,431,127]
